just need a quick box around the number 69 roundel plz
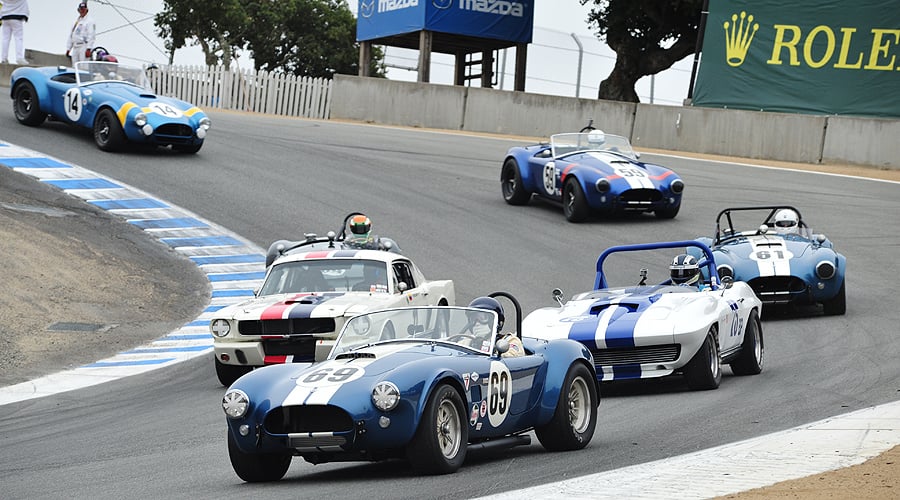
[486,361,511,427]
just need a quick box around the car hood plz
[233,341,468,406]
[524,286,716,347]
[220,291,403,320]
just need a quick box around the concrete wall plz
[330,75,899,169]
[1,50,69,84]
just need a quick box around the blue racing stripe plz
[89,198,169,210]
[187,320,209,327]
[43,178,122,190]
[612,364,642,380]
[164,334,211,341]
[208,271,266,282]
[204,305,227,312]
[604,307,638,349]
[160,236,244,247]
[129,217,208,229]
[126,345,210,353]
[0,157,72,169]
[190,254,265,265]
[332,250,359,257]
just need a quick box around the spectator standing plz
[0,0,30,65]
[67,1,95,66]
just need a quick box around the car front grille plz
[591,344,680,367]
[239,318,336,335]
[265,405,354,434]
[154,123,194,143]
[261,337,318,361]
[620,189,664,205]
[748,276,807,303]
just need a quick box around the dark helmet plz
[349,214,372,237]
[670,254,700,285]
[468,296,504,331]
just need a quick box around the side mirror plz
[398,281,408,293]
[552,288,565,306]
[495,338,510,356]
[759,224,769,234]
[720,275,734,289]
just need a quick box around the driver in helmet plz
[467,297,524,358]
[670,254,707,290]
[773,208,800,235]
[345,214,377,249]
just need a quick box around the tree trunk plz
[598,58,641,102]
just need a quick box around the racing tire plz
[501,158,531,205]
[174,142,203,154]
[655,204,680,219]
[13,81,48,126]
[729,309,764,376]
[683,326,722,390]
[562,177,590,223]
[93,108,126,152]
[227,430,291,482]
[822,280,846,316]
[535,363,598,451]
[215,358,252,387]
[407,383,467,474]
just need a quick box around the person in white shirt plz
[67,2,95,66]
[0,0,30,64]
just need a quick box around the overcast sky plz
[21,1,692,105]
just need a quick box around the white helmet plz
[773,209,799,234]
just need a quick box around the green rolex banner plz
[693,0,900,118]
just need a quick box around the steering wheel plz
[446,334,478,344]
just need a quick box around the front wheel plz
[407,384,467,474]
[93,108,126,152]
[215,358,252,387]
[13,81,48,126]
[228,431,291,482]
[501,158,531,205]
[562,177,590,223]
[822,280,846,316]
[535,363,598,451]
[174,142,203,154]
[730,309,763,375]
[683,326,722,390]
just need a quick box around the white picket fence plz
[146,65,333,119]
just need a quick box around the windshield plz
[258,259,389,295]
[75,61,152,89]
[331,307,498,357]
[550,132,637,159]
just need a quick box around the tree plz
[155,0,384,78]
[581,0,703,102]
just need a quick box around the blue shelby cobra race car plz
[10,61,210,153]
[523,241,764,390]
[691,206,847,315]
[501,130,684,222]
[223,293,599,481]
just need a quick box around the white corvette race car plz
[523,240,763,390]
[210,248,455,386]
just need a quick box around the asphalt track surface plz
[1,107,899,499]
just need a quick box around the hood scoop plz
[591,302,640,315]
[140,93,157,98]
[284,294,327,305]
[336,352,376,360]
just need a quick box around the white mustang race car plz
[523,240,764,390]
[210,248,455,386]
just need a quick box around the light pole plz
[570,32,583,98]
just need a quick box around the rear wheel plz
[562,178,589,223]
[822,280,846,316]
[535,363,597,451]
[407,384,467,474]
[215,358,252,387]
[228,431,291,482]
[501,158,530,205]
[683,326,722,390]
[93,108,126,151]
[730,310,763,375]
[13,81,47,126]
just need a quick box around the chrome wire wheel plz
[436,398,462,459]
[567,375,591,434]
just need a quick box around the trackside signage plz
[357,0,533,44]
[692,0,900,118]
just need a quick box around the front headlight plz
[670,179,685,194]
[134,112,147,127]
[210,319,231,337]
[372,381,400,412]
[199,117,211,130]
[816,260,836,279]
[223,389,250,418]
